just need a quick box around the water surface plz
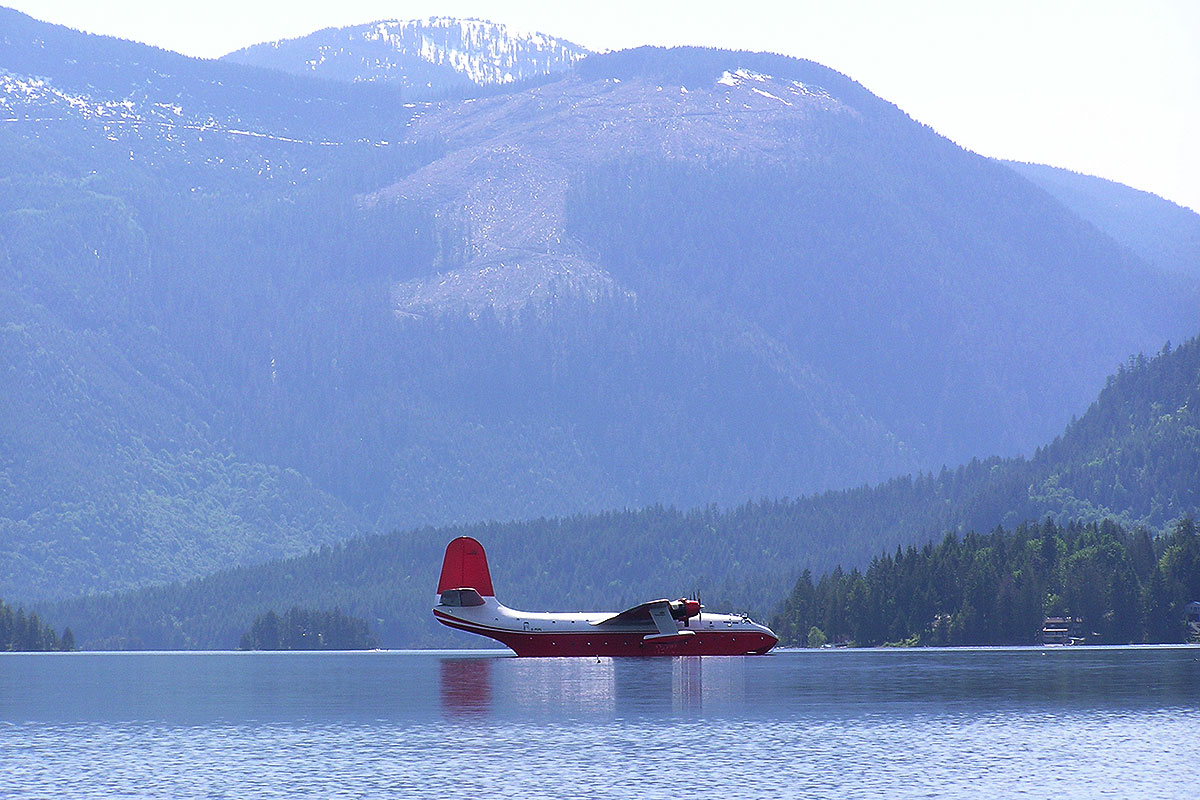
[2,647,1198,798]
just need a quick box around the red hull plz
[435,610,777,656]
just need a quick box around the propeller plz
[677,594,703,626]
[688,589,703,625]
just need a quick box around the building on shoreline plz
[1185,602,1200,644]
[1041,616,1085,646]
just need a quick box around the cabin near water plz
[1041,616,1085,646]
[1042,604,1200,645]
[1186,601,1200,644]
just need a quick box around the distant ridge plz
[1007,161,1200,281]
[223,17,589,97]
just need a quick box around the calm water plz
[2,647,1198,798]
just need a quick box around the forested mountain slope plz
[223,17,588,97]
[3,12,1198,603]
[44,335,1200,648]
[0,117,374,601]
[0,9,415,599]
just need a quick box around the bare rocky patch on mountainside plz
[392,253,627,319]
[370,70,857,314]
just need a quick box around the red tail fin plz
[437,537,495,597]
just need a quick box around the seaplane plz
[433,536,778,656]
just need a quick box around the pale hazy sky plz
[6,0,1199,213]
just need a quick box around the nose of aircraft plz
[751,621,779,653]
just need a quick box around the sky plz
[6,0,1199,213]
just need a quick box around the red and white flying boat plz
[433,536,779,656]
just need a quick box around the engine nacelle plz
[669,598,702,620]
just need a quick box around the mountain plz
[223,18,589,98]
[369,46,1197,465]
[1007,161,1200,280]
[42,333,1200,649]
[3,11,1199,604]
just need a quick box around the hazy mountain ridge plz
[223,17,589,98]
[1007,160,1200,280]
[0,7,421,193]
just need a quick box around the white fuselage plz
[437,597,767,634]
[433,596,780,656]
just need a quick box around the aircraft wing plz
[591,599,672,628]
[647,603,679,636]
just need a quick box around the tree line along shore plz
[12,515,1198,651]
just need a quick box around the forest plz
[773,518,1200,647]
[1,598,74,651]
[37,333,1200,649]
[239,608,377,650]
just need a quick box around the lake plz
[2,647,1198,798]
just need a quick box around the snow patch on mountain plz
[225,17,589,93]
[370,17,585,86]
[0,67,401,186]
[0,72,139,121]
[717,68,771,86]
[714,69,835,104]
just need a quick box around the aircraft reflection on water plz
[438,654,746,717]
